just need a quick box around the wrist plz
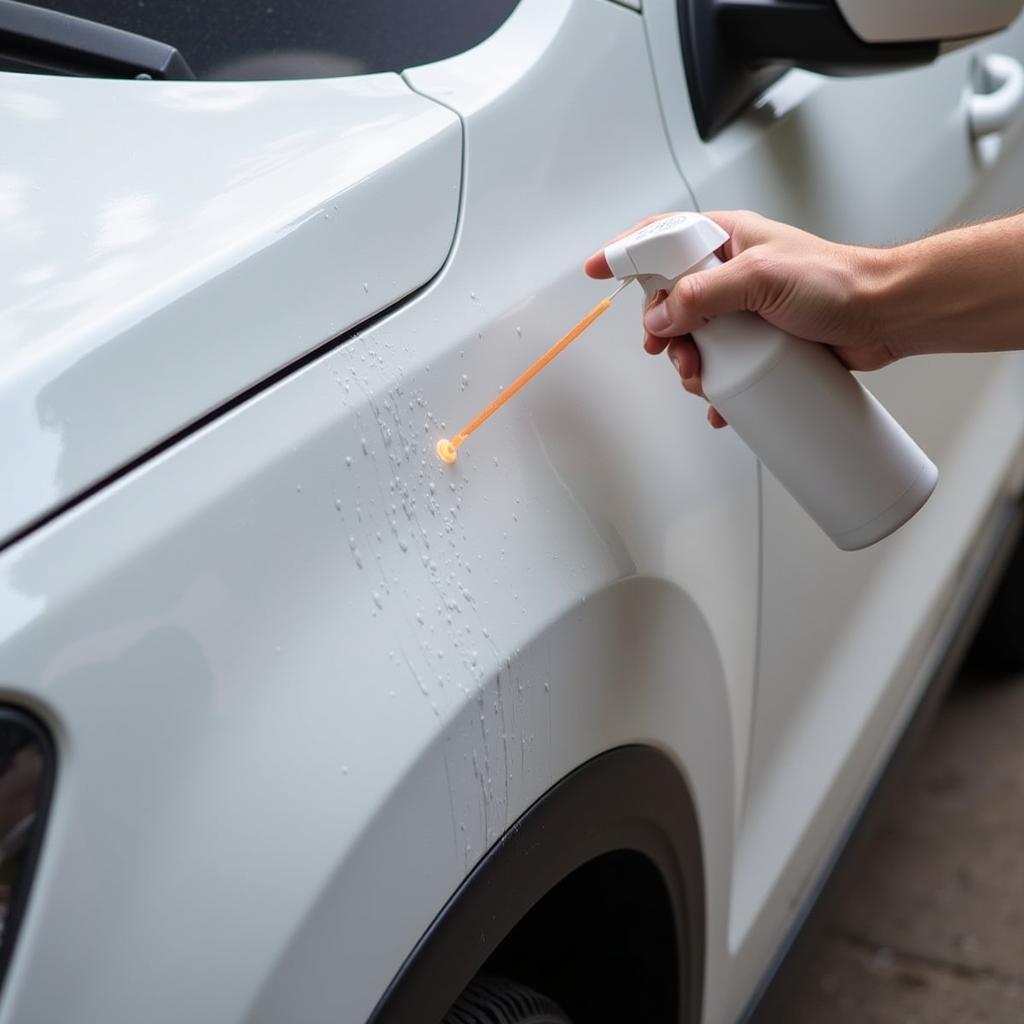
[855,240,945,361]
[864,215,1024,358]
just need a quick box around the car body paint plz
[0,72,460,547]
[0,0,1022,1021]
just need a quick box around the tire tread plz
[442,974,570,1024]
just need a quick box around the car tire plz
[442,975,571,1024]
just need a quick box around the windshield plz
[22,0,519,80]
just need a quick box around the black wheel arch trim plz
[366,744,705,1024]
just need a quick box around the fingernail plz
[671,354,682,373]
[644,302,671,334]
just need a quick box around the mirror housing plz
[835,0,1024,44]
[680,0,1024,138]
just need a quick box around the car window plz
[22,0,520,80]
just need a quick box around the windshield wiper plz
[0,0,194,79]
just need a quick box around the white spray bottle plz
[604,213,937,550]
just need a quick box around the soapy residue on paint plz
[324,319,557,868]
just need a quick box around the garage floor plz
[787,671,1024,1022]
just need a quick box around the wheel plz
[442,975,572,1024]
[970,532,1024,674]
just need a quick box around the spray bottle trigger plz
[637,273,680,312]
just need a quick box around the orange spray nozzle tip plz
[436,438,458,464]
[434,288,623,464]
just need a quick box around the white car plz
[1,1,1023,1022]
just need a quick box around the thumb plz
[643,257,755,337]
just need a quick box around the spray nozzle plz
[604,213,730,307]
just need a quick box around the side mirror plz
[835,1,1023,45]
[680,0,1024,138]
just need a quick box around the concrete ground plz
[786,671,1024,1023]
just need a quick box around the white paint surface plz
[0,1,1023,1022]
[0,2,755,1021]
[836,0,1022,43]
[0,72,460,545]
[644,3,1024,1019]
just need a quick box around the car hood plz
[0,71,460,547]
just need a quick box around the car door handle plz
[968,53,1024,139]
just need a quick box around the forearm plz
[871,213,1024,358]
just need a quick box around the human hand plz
[585,211,894,428]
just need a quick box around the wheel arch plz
[367,744,705,1024]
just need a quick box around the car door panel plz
[644,2,1024,1015]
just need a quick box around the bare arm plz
[873,212,1024,359]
